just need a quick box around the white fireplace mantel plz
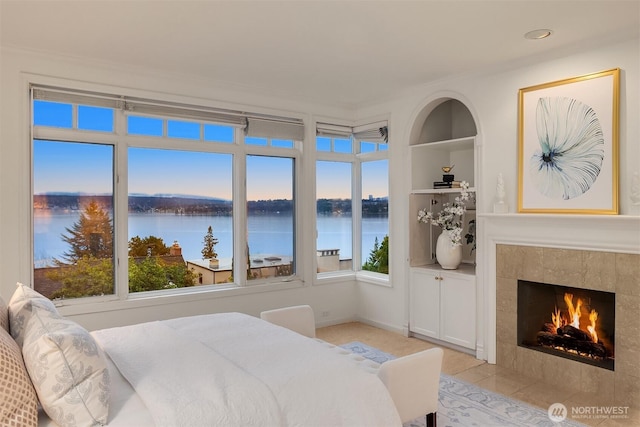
[480,213,640,254]
[477,213,640,363]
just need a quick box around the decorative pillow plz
[0,294,8,332]
[22,303,110,427]
[8,282,59,347]
[0,327,38,427]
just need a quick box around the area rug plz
[340,341,586,427]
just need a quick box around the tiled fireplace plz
[495,244,639,407]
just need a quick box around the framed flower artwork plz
[518,68,620,214]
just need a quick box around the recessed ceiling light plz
[524,29,553,40]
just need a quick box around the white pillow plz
[22,303,110,427]
[8,282,59,347]
[0,327,38,427]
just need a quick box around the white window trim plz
[31,84,305,304]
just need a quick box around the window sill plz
[56,279,305,317]
[356,271,390,287]
[314,270,356,285]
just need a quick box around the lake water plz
[34,212,388,267]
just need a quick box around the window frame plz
[30,86,304,306]
[314,126,390,285]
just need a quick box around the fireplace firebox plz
[517,280,615,371]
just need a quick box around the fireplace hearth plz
[517,280,615,371]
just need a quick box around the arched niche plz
[409,98,477,146]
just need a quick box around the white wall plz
[355,37,640,353]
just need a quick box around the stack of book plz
[433,181,463,189]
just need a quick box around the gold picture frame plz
[518,68,620,214]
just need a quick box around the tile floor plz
[316,322,639,427]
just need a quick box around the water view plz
[34,212,389,268]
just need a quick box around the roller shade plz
[32,85,304,132]
[353,121,388,143]
[245,117,305,141]
[316,123,353,138]
[316,121,388,143]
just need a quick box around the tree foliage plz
[47,257,114,299]
[362,235,389,274]
[59,200,113,264]
[128,256,196,293]
[201,226,219,259]
[129,235,170,257]
[48,200,197,297]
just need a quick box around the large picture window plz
[128,148,233,291]
[31,86,302,300]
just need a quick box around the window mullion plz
[352,159,362,270]
[234,128,248,286]
[114,108,129,300]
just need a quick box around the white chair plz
[260,304,316,338]
[377,347,443,427]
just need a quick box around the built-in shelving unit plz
[407,98,479,353]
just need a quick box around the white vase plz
[436,229,462,270]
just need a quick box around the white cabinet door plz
[409,269,440,338]
[440,273,476,349]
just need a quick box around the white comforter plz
[93,312,401,427]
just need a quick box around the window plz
[315,122,389,277]
[246,155,295,281]
[316,161,352,273]
[33,140,115,298]
[128,148,233,290]
[31,86,303,300]
[361,159,389,275]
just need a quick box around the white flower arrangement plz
[417,181,471,246]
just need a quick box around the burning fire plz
[551,293,599,343]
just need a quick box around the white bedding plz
[40,312,401,427]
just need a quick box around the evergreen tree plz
[129,235,170,257]
[59,200,113,264]
[201,225,219,259]
[362,235,389,274]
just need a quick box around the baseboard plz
[315,315,358,328]
[409,331,477,356]
[354,316,405,335]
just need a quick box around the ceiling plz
[1,0,639,108]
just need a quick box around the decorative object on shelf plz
[435,230,463,270]
[518,68,619,214]
[418,181,472,270]
[493,172,509,213]
[442,165,455,182]
[433,165,460,188]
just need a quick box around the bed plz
[1,283,442,427]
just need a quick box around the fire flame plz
[564,293,582,328]
[587,310,598,344]
[552,293,599,343]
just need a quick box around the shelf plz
[411,136,475,151]
[411,262,475,277]
[411,187,476,195]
